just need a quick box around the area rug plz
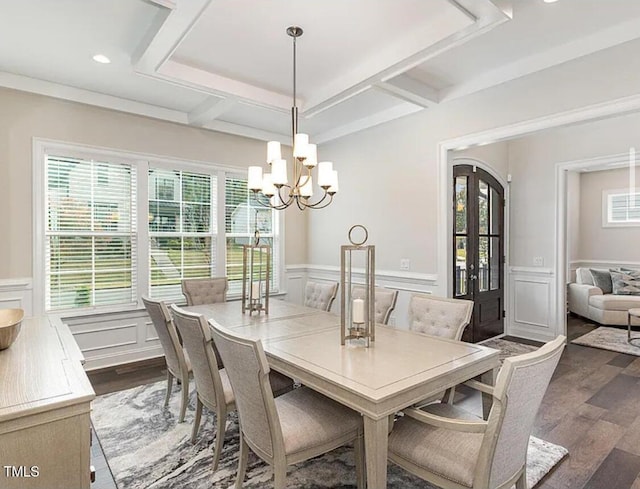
[571,326,640,356]
[92,381,568,489]
[481,338,537,364]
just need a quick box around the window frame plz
[33,139,285,316]
[602,188,640,228]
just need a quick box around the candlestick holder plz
[241,230,270,315]
[340,225,375,347]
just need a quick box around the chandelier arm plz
[304,190,334,210]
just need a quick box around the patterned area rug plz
[572,326,640,356]
[481,337,537,364]
[92,381,567,489]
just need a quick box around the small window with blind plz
[45,155,136,311]
[148,168,217,301]
[603,188,640,227]
[225,176,279,295]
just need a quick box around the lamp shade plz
[262,173,276,196]
[299,176,313,197]
[248,166,263,191]
[271,159,288,186]
[328,170,339,194]
[267,141,281,163]
[293,133,309,159]
[318,161,333,187]
[304,143,318,167]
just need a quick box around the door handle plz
[469,275,478,281]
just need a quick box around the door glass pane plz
[490,237,500,291]
[479,180,489,234]
[491,187,501,235]
[455,176,467,234]
[479,236,489,292]
[455,237,467,296]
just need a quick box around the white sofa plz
[568,267,640,326]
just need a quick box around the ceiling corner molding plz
[145,0,177,10]
[187,97,236,126]
[202,119,289,144]
[375,75,440,108]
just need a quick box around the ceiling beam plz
[144,0,177,10]
[188,97,236,126]
[375,75,439,108]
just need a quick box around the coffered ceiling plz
[1,0,640,144]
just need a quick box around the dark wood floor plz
[88,316,640,489]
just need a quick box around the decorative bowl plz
[0,308,24,350]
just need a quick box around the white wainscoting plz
[284,264,438,329]
[0,278,33,315]
[507,267,558,342]
[62,309,163,371]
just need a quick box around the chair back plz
[142,296,185,378]
[352,286,398,325]
[304,281,339,312]
[210,322,283,462]
[407,293,473,340]
[478,336,565,488]
[182,277,228,306]
[170,305,225,409]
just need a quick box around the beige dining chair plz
[352,285,398,325]
[142,296,191,422]
[388,335,565,489]
[304,280,339,312]
[182,277,228,306]
[210,322,365,489]
[408,293,474,340]
[170,305,293,471]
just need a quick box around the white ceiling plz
[1,0,640,144]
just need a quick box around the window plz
[603,189,640,227]
[148,168,217,301]
[225,176,279,295]
[45,155,136,310]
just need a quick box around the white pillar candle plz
[352,298,365,324]
[251,282,261,299]
[267,141,281,163]
[293,133,309,159]
[328,170,339,194]
[271,159,288,186]
[304,143,318,167]
[317,161,333,188]
[299,176,313,197]
[247,166,263,190]
[261,173,276,196]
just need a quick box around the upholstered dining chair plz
[388,335,565,489]
[304,280,339,312]
[142,296,191,422]
[352,285,399,325]
[408,293,474,340]
[210,322,365,489]
[170,305,293,471]
[182,277,228,306]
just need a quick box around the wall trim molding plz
[509,266,554,275]
[0,278,32,292]
[570,260,640,267]
[285,264,438,285]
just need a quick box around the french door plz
[453,164,505,343]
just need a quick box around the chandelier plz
[247,26,338,210]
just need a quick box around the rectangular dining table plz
[186,300,500,488]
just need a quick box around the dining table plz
[186,299,500,489]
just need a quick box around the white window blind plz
[45,155,136,311]
[225,176,279,295]
[603,189,640,227]
[148,168,217,301]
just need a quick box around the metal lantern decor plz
[241,230,270,315]
[341,225,375,347]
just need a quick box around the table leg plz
[481,367,498,420]
[363,415,389,489]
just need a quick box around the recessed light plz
[92,54,111,64]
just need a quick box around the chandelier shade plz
[247,26,338,211]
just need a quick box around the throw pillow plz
[590,269,613,294]
[610,271,640,296]
[619,267,640,278]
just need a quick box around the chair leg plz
[179,375,189,423]
[515,470,527,489]
[354,432,366,489]
[235,432,249,489]
[273,463,287,489]
[164,372,174,407]
[191,398,203,443]
[212,407,227,471]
